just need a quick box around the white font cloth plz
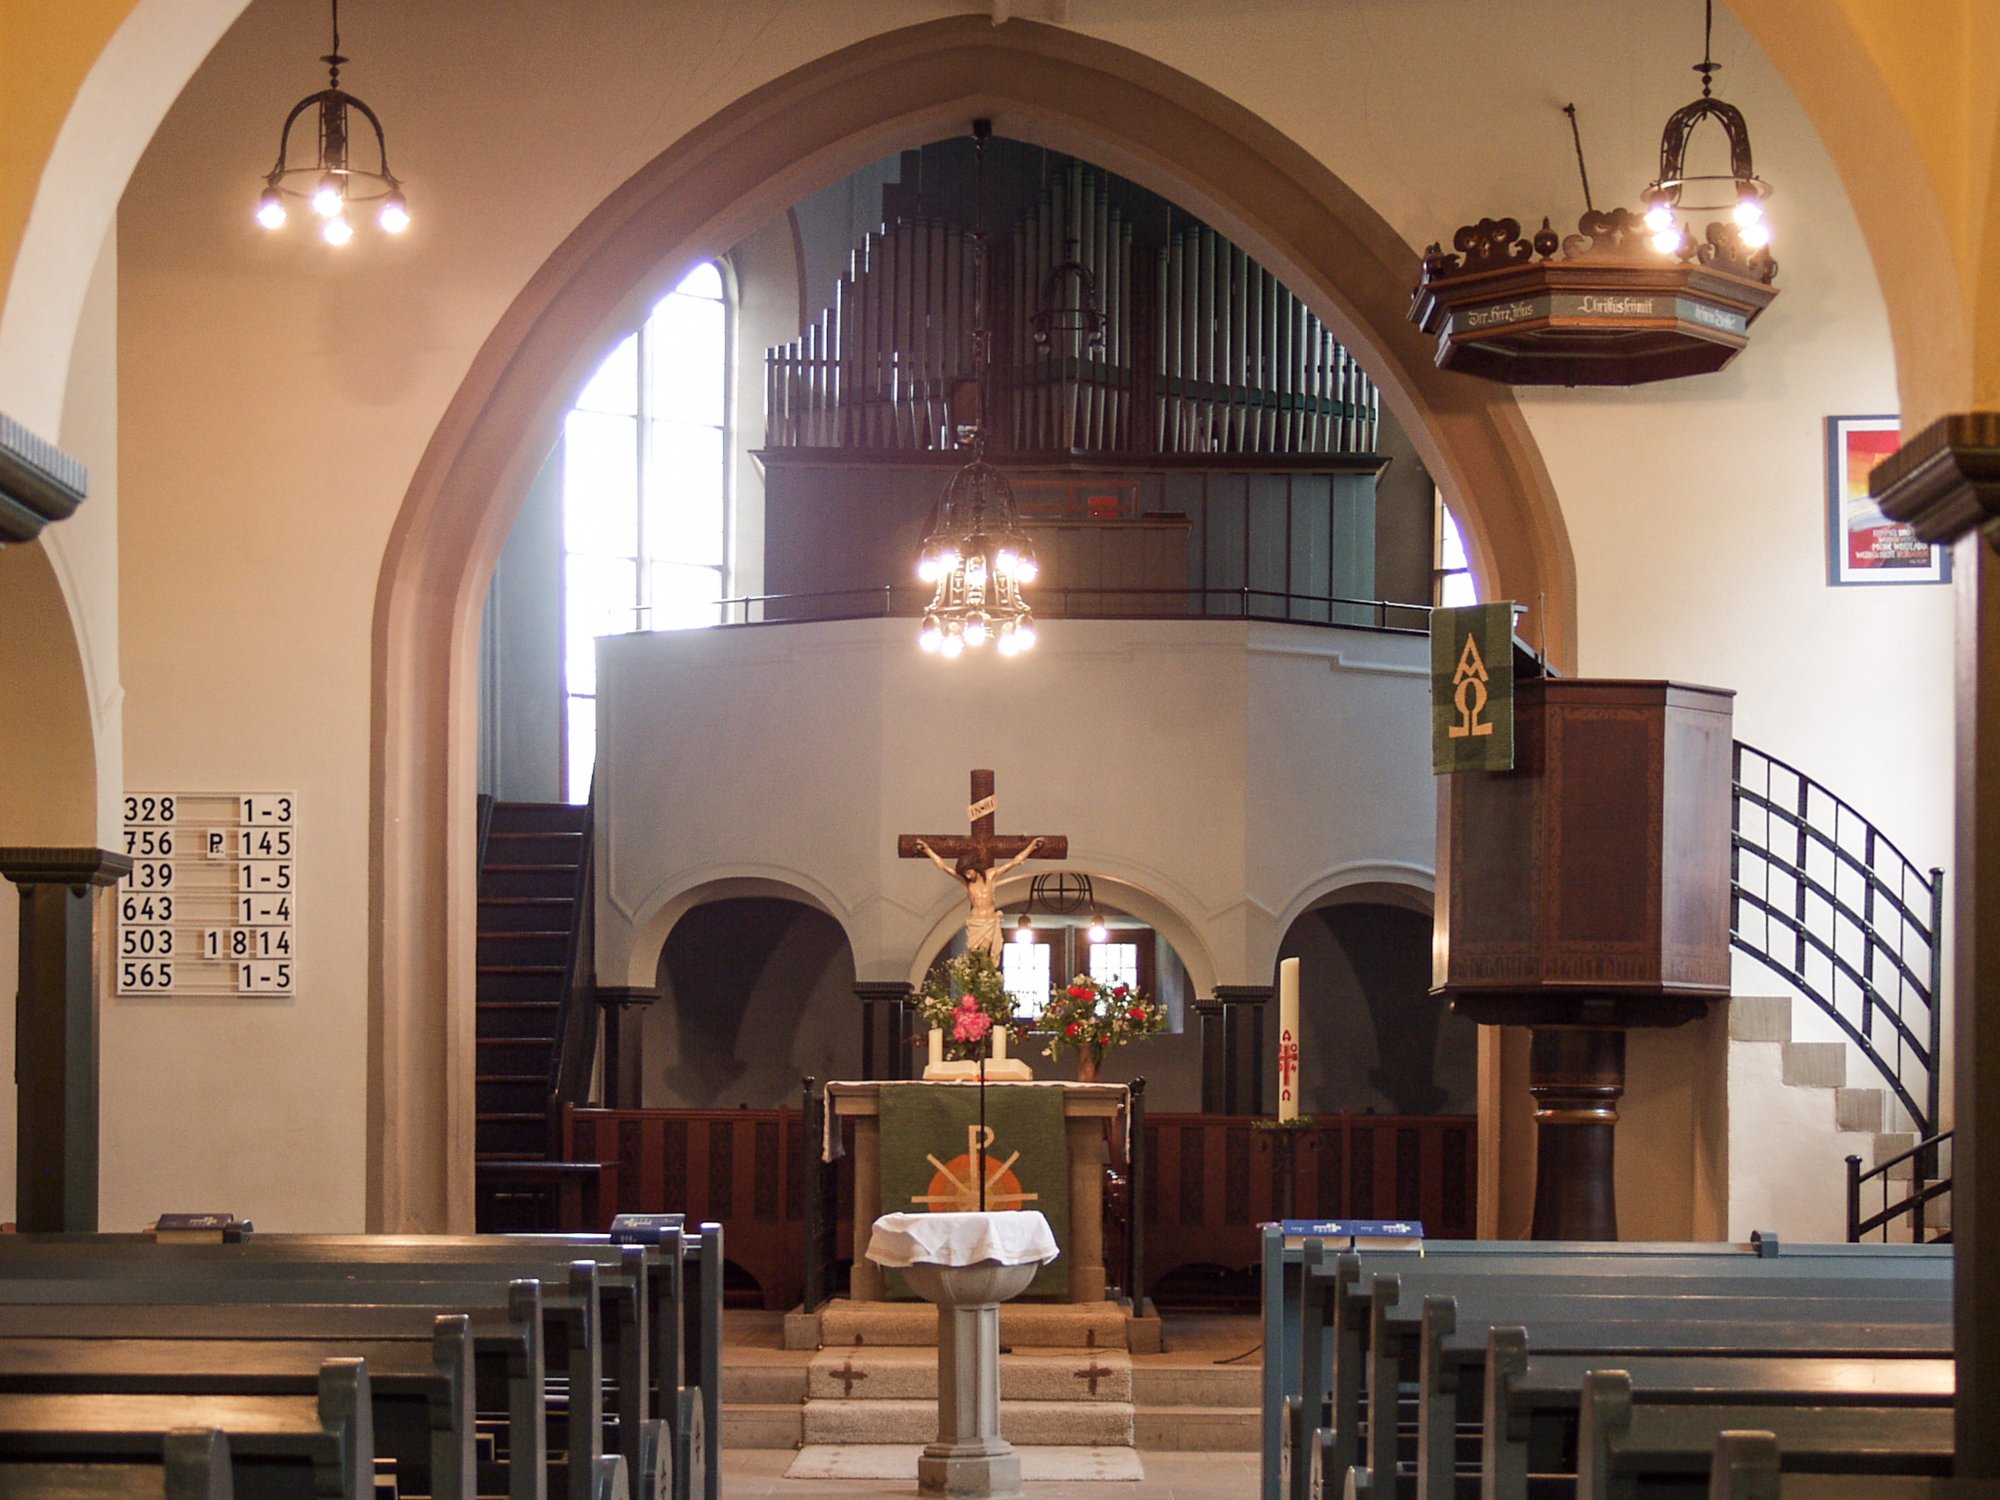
[864,1210,1060,1269]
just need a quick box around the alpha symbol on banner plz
[1278,1031,1300,1103]
[913,1124,1041,1212]
[1449,633,1495,739]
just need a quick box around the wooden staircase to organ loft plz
[475,797,614,1230]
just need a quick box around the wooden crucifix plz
[898,769,1068,964]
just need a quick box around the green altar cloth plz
[877,1081,1070,1297]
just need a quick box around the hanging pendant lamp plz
[254,0,410,245]
[917,121,1039,658]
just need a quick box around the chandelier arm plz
[1656,97,1756,196]
[268,91,332,178]
[338,92,401,183]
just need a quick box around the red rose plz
[1128,1006,1146,1021]
[1066,1022,1080,1037]
[1069,985,1091,999]
[1114,985,1128,998]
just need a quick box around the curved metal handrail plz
[1730,741,1944,1137]
[1848,1130,1952,1244]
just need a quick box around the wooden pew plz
[1403,1294,1951,1500]
[0,1322,474,1500]
[1578,1369,1953,1500]
[0,1294,547,1500]
[1277,1237,1950,1500]
[0,1358,372,1500]
[1480,1332,1952,1500]
[2,1424,235,1500]
[0,1232,724,1500]
[0,1225,724,1500]
[0,1270,616,1500]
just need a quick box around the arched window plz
[562,261,730,801]
[1433,489,1477,607]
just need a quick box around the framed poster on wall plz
[1826,415,1950,585]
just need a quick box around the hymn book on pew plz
[150,1212,251,1243]
[1269,1218,1424,1251]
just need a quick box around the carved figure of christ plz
[897,769,1068,964]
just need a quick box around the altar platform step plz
[808,1346,1134,1402]
[814,1296,1130,1349]
[803,1396,1137,1446]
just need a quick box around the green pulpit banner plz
[1431,601,1516,774]
[878,1082,1070,1298]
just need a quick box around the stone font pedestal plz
[907,1260,1038,1500]
[1527,1027,1625,1240]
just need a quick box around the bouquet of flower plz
[918,949,1017,1061]
[1040,973,1167,1063]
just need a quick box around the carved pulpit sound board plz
[116,792,297,996]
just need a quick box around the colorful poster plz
[1826,416,1949,585]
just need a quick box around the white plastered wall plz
[66,0,1942,1227]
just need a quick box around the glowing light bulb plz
[938,549,960,577]
[918,554,941,584]
[997,630,1020,657]
[964,612,990,647]
[312,175,345,218]
[1733,196,1764,228]
[1088,919,1109,944]
[379,195,411,234]
[1643,202,1675,233]
[1015,555,1039,583]
[256,188,287,230]
[919,617,943,652]
[939,632,964,659]
[1650,228,1682,256]
[1015,618,1037,651]
[1739,220,1771,249]
[995,548,1018,577]
[322,215,354,246]
[1013,918,1035,944]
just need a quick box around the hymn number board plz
[117,792,297,997]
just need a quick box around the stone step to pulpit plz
[816,1297,1129,1349]
[807,1347,1134,1402]
[802,1396,1137,1446]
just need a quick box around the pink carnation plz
[952,1009,993,1043]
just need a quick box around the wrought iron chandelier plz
[917,121,1039,658]
[1639,0,1771,257]
[1013,873,1108,946]
[254,0,409,245]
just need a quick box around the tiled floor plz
[720,1448,1260,1499]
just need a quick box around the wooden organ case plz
[757,155,1395,624]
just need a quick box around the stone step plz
[1729,995,1793,1044]
[806,1347,1132,1402]
[1134,1405,1260,1451]
[723,1365,807,1404]
[802,1397,1135,1446]
[816,1298,1129,1349]
[1781,1041,1847,1089]
[1129,1364,1262,1407]
[1834,1088,1883,1133]
[722,1402,802,1449]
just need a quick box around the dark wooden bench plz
[0,1294,546,1500]
[0,1423,235,1500]
[1577,1369,1953,1500]
[0,1359,372,1500]
[0,1269,616,1500]
[1277,1238,1951,1500]
[0,1225,724,1500]
[1480,1332,1952,1500]
[0,1322,474,1500]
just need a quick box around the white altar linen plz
[865,1209,1060,1270]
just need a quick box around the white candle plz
[992,1021,1008,1062]
[1278,957,1301,1121]
[929,1027,945,1069]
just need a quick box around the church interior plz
[2,0,1999,1495]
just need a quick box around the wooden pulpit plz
[1435,679,1734,1238]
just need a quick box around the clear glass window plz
[1002,942,1052,1017]
[1088,942,1142,992]
[1433,488,1478,607]
[561,262,730,802]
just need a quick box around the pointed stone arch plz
[369,15,1580,1227]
